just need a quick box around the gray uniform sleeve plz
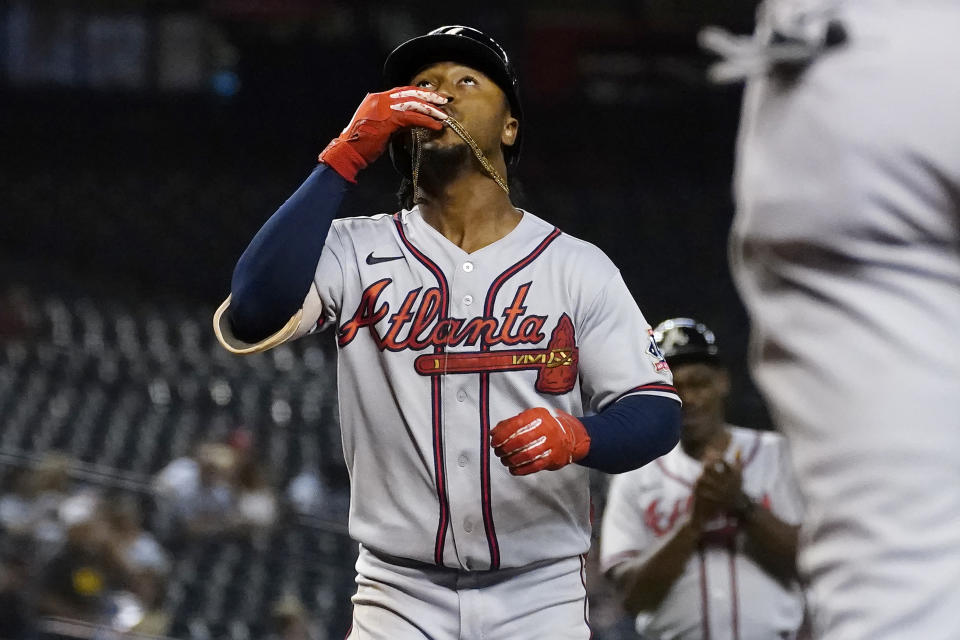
[577,271,678,413]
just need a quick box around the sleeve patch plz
[646,328,670,372]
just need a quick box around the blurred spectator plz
[100,494,170,579]
[234,455,278,536]
[174,443,238,539]
[154,431,280,540]
[100,496,172,635]
[153,441,208,500]
[153,439,206,540]
[128,568,171,636]
[0,467,37,534]
[35,518,131,624]
[269,594,321,640]
[58,489,102,530]
[153,440,241,539]
[227,427,254,453]
[287,469,350,524]
[287,471,329,518]
[0,454,76,557]
[229,428,279,535]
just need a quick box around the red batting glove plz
[318,87,448,183]
[490,408,591,476]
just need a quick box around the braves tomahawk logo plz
[338,278,579,394]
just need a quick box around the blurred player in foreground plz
[601,319,804,639]
[213,26,681,639]
[719,1,960,637]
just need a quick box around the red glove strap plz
[318,139,368,184]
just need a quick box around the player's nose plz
[439,100,457,119]
[436,90,455,107]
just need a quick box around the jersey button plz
[457,454,468,467]
[462,261,474,272]
[462,294,473,306]
[456,389,467,402]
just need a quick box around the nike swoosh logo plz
[365,252,404,265]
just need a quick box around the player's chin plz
[419,127,461,148]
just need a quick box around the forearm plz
[578,395,681,474]
[229,163,348,342]
[613,520,701,615]
[739,497,799,581]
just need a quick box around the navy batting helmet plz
[383,26,523,175]
[653,318,720,366]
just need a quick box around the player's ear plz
[501,115,519,148]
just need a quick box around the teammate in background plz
[600,318,804,640]
[213,26,681,639]
[723,2,960,638]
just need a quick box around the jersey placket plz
[442,255,490,570]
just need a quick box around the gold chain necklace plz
[411,116,510,203]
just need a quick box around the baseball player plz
[212,26,682,639]
[712,1,960,638]
[600,319,804,640]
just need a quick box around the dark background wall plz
[2,0,768,427]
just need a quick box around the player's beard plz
[416,131,472,186]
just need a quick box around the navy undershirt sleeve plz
[229,164,349,343]
[578,394,682,474]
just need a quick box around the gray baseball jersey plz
[600,427,804,640]
[731,1,960,638]
[216,207,678,571]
